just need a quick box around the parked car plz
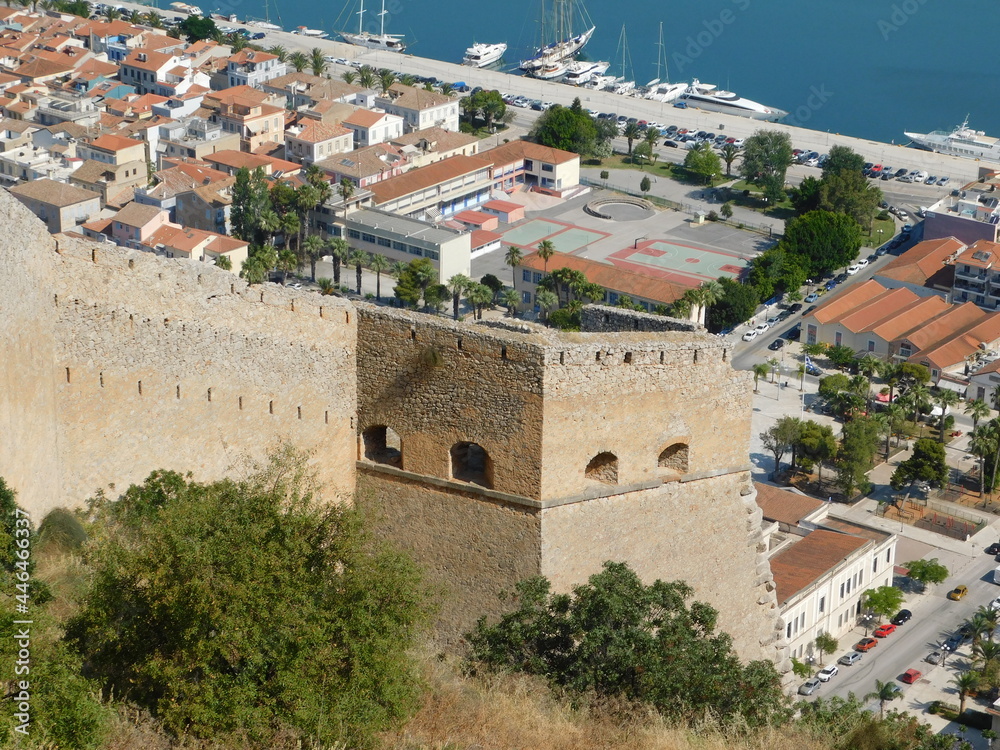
[937,176,950,187]
[838,652,863,667]
[900,668,923,684]
[788,303,803,313]
[855,637,878,652]
[817,665,839,682]
[785,326,802,341]
[806,363,822,376]
[755,322,770,334]
[989,595,1000,611]
[926,651,943,664]
[890,609,912,625]
[873,623,897,638]
[768,338,785,351]
[986,542,1000,555]
[798,677,821,696]
[804,292,819,303]
[942,634,964,651]
[742,329,758,342]
[846,263,862,275]
[948,585,969,601]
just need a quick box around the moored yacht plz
[679,79,787,122]
[534,60,568,80]
[520,0,595,74]
[563,59,609,85]
[293,26,329,38]
[338,0,407,52]
[904,118,1000,162]
[462,42,507,67]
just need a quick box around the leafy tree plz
[819,373,853,400]
[862,586,905,622]
[836,416,881,497]
[797,421,838,484]
[781,210,864,277]
[705,276,760,332]
[747,246,808,300]
[790,656,812,678]
[230,167,272,244]
[827,344,857,369]
[178,14,217,41]
[640,175,651,194]
[789,174,823,214]
[480,273,505,301]
[529,103,598,155]
[813,632,839,665]
[821,145,867,178]
[394,258,435,308]
[720,201,734,220]
[864,680,902,720]
[739,129,793,205]
[761,423,792,475]
[423,282,449,313]
[66,451,429,745]
[903,558,949,591]
[684,142,722,185]
[467,561,788,727]
[890,438,948,490]
[819,168,882,231]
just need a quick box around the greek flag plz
[804,354,814,368]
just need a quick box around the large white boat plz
[904,118,1000,162]
[520,0,595,75]
[563,59,609,85]
[462,42,506,67]
[679,79,787,122]
[293,26,329,38]
[338,0,406,52]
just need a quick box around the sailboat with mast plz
[602,25,634,95]
[520,0,595,76]
[338,0,407,52]
[644,22,686,102]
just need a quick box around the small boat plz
[606,77,635,95]
[563,59,609,85]
[582,74,616,90]
[338,0,406,52]
[534,60,568,80]
[293,26,330,38]
[462,42,506,67]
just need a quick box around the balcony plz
[955,266,988,281]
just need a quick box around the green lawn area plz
[718,181,795,219]
[583,153,675,175]
[865,217,896,248]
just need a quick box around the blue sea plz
[226,0,999,144]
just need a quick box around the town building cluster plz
[0,5,582,282]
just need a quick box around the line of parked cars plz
[662,126,744,150]
[798,609,914,696]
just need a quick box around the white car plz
[731,138,745,148]
[755,322,770,334]
[817,665,839,682]
[989,596,1000,611]
[857,258,869,269]
[742,329,758,342]
[846,264,862,275]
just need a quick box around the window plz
[425,249,439,260]
[362,425,402,467]
[407,245,423,256]
[786,622,792,639]
[886,549,891,562]
[347,229,361,240]
[585,452,619,485]
[658,443,689,473]
[541,164,553,172]
[818,596,825,613]
[532,272,543,284]
[835,331,843,346]
[377,236,391,247]
[868,340,875,352]
[522,291,531,304]
[839,582,845,598]
[450,442,492,488]
[873,558,878,573]
[523,269,531,282]
[361,232,376,244]
[846,578,851,594]
[392,240,407,251]
[609,292,619,304]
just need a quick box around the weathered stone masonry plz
[0,188,788,671]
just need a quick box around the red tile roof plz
[769,530,870,605]
[754,483,825,526]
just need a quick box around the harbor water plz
[223,0,1000,144]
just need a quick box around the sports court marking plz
[609,240,747,285]
[501,218,610,254]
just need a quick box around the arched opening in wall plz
[450,442,493,488]
[658,443,689,474]
[362,425,402,467]
[585,452,618,485]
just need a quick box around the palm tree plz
[906,383,931,432]
[399,73,417,87]
[752,363,769,393]
[468,283,494,320]
[857,354,881,380]
[240,255,268,284]
[214,254,232,271]
[228,33,248,52]
[536,289,558,323]
[622,121,642,156]
[970,424,997,498]
[934,389,961,441]
[268,45,288,62]
[288,51,309,73]
[536,239,555,274]
[502,288,520,317]
[504,245,523,289]
[258,208,281,247]
[377,68,396,96]
[719,142,740,177]
[369,254,390,301]
[446,274,471,319]
[953,671,980,715]
[310,47,327,77]
[317,277,336,295]
[144,11,164,28]
[326,237,349,286]
[797,363,806,391]
[302,234,325,281]
[966,399,991,433]
[348,249,368,295]
[357,65,377,89]
[884,402,906,458]
[864,679,901,719]
[277,247,298,283]
[670,297,692,320]
[341,70,358,85]
[103,5,120,20]
[294,183,320,259]
[693,279,722,327]
[338,177,355,222]
[280,212,300,254]
[440,82,454,96]
[979,606,1000,642]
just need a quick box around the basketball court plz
[608,239,747,286]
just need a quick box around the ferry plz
[679,79,787,122]
[338,0,406,51]
[462,42,506,67]
[563,59,609,85]
[904,118,1000,162]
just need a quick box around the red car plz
[874,623,897,638]
[901,668,922,684]
[855,638,878,652]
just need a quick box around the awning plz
[936,378,968,396]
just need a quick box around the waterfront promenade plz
[121,2,988,185]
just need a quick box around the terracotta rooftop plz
[480,139,580,167]
[390,126,477,153]
[834,287,922,333]
[286,119,349,143]
[343,108,392,128]
[911,311,1000,370]
[483,198,523,213]
[807,279,889,325]
[382,82,452,110]
[754,483,825,527]
[520,250,688,306]
[866,295,952,342]
[10,178,99,207]
[369,154,490,204]
[769,529,870,605]
[877,236,965,288]
[470,228,501,249]
[315,143,403,180]
[16,56,73,80]
[894,301,987,351]
[962,239,1000,269]
[122,48,174,73]
[88,133,143,153]
[112,201,164,228]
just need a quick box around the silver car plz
[798,677,821,696]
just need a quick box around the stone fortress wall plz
[0,188,788,670]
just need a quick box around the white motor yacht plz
[462,42,507,67]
